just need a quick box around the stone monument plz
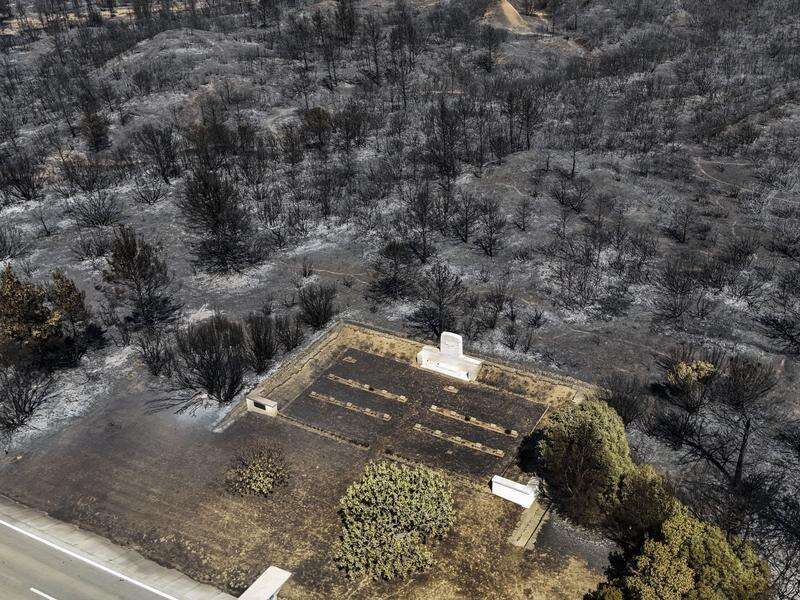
[416,332,483,382]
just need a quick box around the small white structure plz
[240,566,292,600]
[491,475,539,508]
[246,395,278,417]
[416,332,483,382]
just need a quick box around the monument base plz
[415,332,483,382]
[416,345,482,381]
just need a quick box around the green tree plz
[537,399,631,525]
[606,464,678,554]
[48,269,91,338]
[590,506,772,600]
[0,265,92,367]
[335,461,454,581]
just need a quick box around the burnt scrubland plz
[1,0,800,597]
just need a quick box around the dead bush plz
[67,192,125,228]
[275,313,305,352]
[0,366,57,433]
[244,312,279,374]
[162,313,248,412]
[134,327,174,377]
[0,224,30,260]
[70,230,113,261]
[298,282,337,329]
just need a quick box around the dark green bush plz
[335,461,454,581]
[537,399,631,526]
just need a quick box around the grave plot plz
[386,424,504,478]
[279,346,549,479]
[281,385,396,446]
[417,407,517,448]
[314,373,409,416]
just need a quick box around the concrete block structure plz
[240,566,291,600]
[416,332,483,382]
[491,475,539,508]
[246,396,278,417]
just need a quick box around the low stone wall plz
[224,319,597,431]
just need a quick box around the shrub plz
[244,312,279,374]
[537,399,631,526]
[367,240,416,301]
[167,313,248,410]
[0,365,56,433]
[132,123,179,183]
[101,226,180,329]
[79,111,111,153]
[406,262,464,338]
[225,442,289,497]
[665,360,716,387]
[178,171,257,274]
[298,282,337,329]
[0,224,30,260]
[301,106,333,149]
[335,461,454,581]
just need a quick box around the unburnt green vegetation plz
[536,399,772,600]
[335,460,454,581]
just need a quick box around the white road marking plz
[30,588,59,600]
[0,518,178,600]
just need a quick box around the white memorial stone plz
[440,331,463,357]
[416,332,483,381]
[491,475,538,508]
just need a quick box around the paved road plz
[0,519,177,600]
[0,496,234,600]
